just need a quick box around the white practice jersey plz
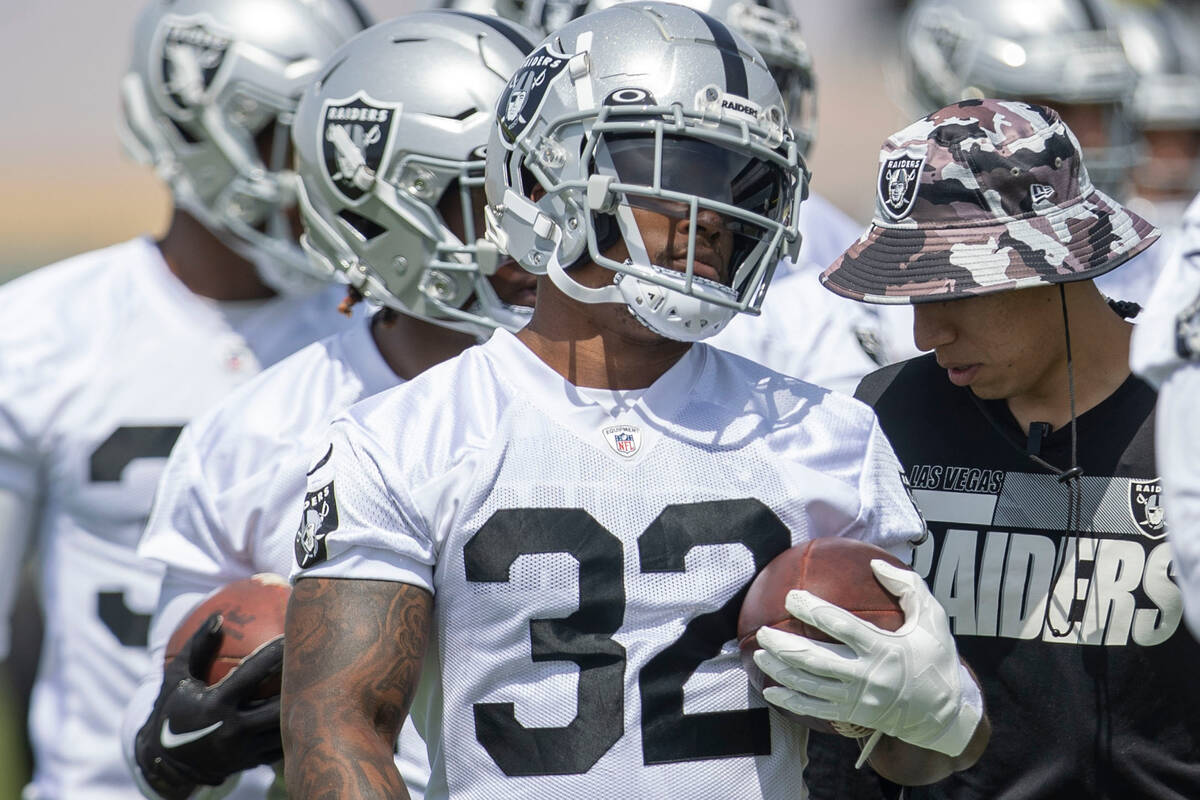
[711,194,920,392]
[1131,192,1200,386]
[124,312,428,799]
[793,192,863,275]
[1131,193,1200,639]
[0,238,354,800]
[294,330,926,800]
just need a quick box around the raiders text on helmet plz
[484,1,807,342]
[120,0,370,294]
[292,10,539,339]
[584,0,817,156]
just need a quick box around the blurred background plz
[0,0,913,285]
[0,0,910,795]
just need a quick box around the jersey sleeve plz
[138,425,250,587]
[290,415,437,592]
[1131,197,1200,386]
[844,416,929,563]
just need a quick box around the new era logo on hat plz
[821,99,1159,305]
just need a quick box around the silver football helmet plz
[120,0,370,294]
[440,0,588,39]
[585,0,816,156]
[1110,0,1200,198]
[903,0,1139,195]
[293,11,538,339]
[484,1,807,342]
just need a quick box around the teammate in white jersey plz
[119,11,541,800]
[1132,191,1200,638]
[0,1,369,797]
[281,6,989,798]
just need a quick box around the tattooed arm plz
[282,577,432,800]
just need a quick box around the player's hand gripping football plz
[135,613,285,799]
[753,560,982,758]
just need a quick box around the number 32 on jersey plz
[464,498,790,777]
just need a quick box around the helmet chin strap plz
[544,200,736,342]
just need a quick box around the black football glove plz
[134,613,285,800]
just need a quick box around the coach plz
[824,98,1200,798]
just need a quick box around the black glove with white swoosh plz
[135,613,285,800]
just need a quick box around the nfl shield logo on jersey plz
[602,424,641,458]
[320,92,400,203]
[296,481,339,567]
[878,151,926,220]
[1129,478,1166,539]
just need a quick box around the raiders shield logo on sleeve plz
[497,43,572,145]
[320,92,401,204]
[1129,478,1166,540]
[154,18,232,119]
[296,481,339,568]
[877,151,926,221]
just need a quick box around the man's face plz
[911,286,1065,399]
[1134,128,1200,200]
[555,202,737,344]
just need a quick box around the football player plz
[0,0,369,797]
[824,99,1200,798]
[281,5,989,798]
[120,11,539,799]
[1132,190,1200,640]
[448,0,919,392]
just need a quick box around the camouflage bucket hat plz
[821,99,1159,304]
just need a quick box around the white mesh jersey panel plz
[300,329,925,800]
[0,238,355,799]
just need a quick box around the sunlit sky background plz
[0,0,911,282]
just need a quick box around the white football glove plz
[753,559,982,758]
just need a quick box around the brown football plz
[737,538,909,735]
[164,573,290,698]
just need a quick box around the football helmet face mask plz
[903,0,1138,195]
[584,0,817,157]
[120,0,369,294]
[484,2,807,342]
[293,11,538,339]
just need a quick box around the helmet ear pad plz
[564,210,621,271]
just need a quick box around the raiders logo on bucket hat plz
[822,99,1160,305]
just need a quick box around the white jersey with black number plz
[123,312,429,799]
[293,330,926,800]
[0,238,353,800]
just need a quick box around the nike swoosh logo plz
[160,719,223,749]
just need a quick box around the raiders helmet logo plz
[877,152,926,221]
[497,43,571,145]
[1128,478,1166,540]
[295,481,339,568]
[320,92,401,204]
[155,19,232,119]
